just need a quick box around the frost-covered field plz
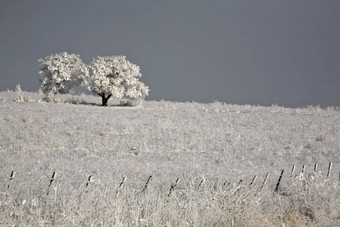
[0,91,339,226]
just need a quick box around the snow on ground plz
[0,91,339,225]
[1,91,339,179]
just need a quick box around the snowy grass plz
[1,169,339,226]
[0,90,340,226]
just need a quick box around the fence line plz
[4,162,339,196]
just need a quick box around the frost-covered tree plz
[87,55,149,106]
[38,52,88,101]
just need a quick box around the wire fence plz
[4,162,339,197]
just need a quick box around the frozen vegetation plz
[0,90,339,226]
[38,52,149,106]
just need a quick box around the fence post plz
[168,178,180,197]
[118,177,126,189]
[249,175,257,186]
[291,165,295,177]
[85,175,93,192]
[197,179,204,190]
[275,170,284,192]
[299,165,305,180]
[47,172,57,195]
[142,175,152,193]
[115,177,127,196]
[261,173,269,190]
[327,162,332,178]
[7,170,15,190]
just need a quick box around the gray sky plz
[1,0,339,107]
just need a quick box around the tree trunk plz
[101,95,107,106]
[100,93,112,106]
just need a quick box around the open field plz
[1,91,340,226]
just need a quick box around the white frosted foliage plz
[87,55,149,105]
[38,52,88,101]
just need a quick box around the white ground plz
[0,91,339,226]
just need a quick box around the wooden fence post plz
[261,173,269,190]
[275,170,284,192]
[327,162,332,178]
[115,177,127,196]
[7,170,15,190]
[298,165,305,180]
[85,175,93,191]
[197,179,204,190]
[142,175,152,193]
[168,178,180,197]
[249,175,257,186]
[47,172,57,195]
[291,165,295,177]
[118,177,126,189]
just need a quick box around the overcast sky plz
[1,0,339,107]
